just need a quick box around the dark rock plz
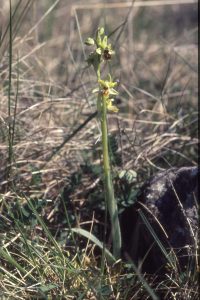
[121,166,199,275]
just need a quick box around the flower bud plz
[85,37,95,46]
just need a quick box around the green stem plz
[97,64,101,81]
[101,93,121,259]
[92,33,121,259]
[7,0,13,178]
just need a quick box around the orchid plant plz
[85,27,121,259]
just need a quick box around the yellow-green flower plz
[85,27,115,72]
[95,74,119,113]
[106,98,119,113]
[98,74,118,96]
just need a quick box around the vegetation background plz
[0,0,198,299]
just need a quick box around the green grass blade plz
[0,248,36,282]
[129,260,159,300]
[138,209,176,269]
[71,227,116,264]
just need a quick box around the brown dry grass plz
[0,0,198,196]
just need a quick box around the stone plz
[120,166,199,275]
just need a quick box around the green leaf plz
[86,52,101,72]
[98,284,112,296]
[127,189,139,204]
[118,170,137,184]
[39,283,58,293]
[99,27,104,35]
[102,36,108,48]
[71,228,116,264]
[21,206,30,217]
[96,29,102,47]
